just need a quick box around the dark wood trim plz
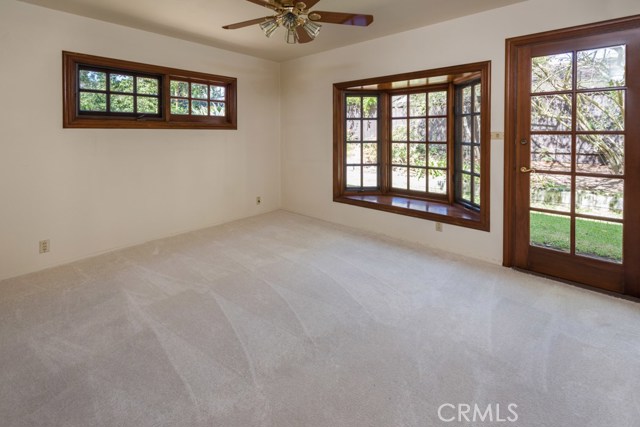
[335,195,484,229]
[62,51,237,129]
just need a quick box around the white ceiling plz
[18,0,525,62]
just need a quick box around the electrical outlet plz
[256,196,262,206]
[435,223,443,232]
[39,239,50,254]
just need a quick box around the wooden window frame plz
[63,51,237,129]
[333,62,491,231]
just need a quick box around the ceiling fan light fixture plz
[302,19,321,39]
[285,27,298,44]
[259,18,279,37]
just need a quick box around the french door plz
[505,16,640,296]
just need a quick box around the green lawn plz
[530,211,622,262]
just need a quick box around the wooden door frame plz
[503,14,640,297]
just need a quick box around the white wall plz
[280,0,640,264]
[0,1,281,280]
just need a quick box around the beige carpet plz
[1,210,639,427]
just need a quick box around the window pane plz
[392,95,407,117]
[363,143,377,164]
[576,177,623,219]
[461,173,472,201]
[473,84,481,112]
[346,166,361,188]
[346,143,361,164]
[363,97,378,118]
[409,143,426,166]
[531,134,572,172]
[137,77,158,95]
[392,167,408,189]
[530,212,570,252]
[191,83,208,99]
[137,96,158,114]
[473,115,481,143]
[473,176,481,205]
[392,120,407,141]
[531,94,572,131]
[363,120,377,141]
[191,100,208,115]
[210,102,225,116]
[461,116,472,142]
[409,93,426,116]
[79,70,106,90]
[428,118,447,142]
[576,218,623,263]
[392,143,407,165]
[110,94,134,112]
[363,166,378,187]
[428,144,447,168]
[429,169,447,194]
[429,91,447,116]
[409,168,427,192]
[210,85,226,100]
[346,96,361,118]
[577,45,625,89]
[79,92,106,111]
[531,53,573,93]
[410,119,426,141]
[171,98,189,115]
[463,87,474,114]
[576,135,624,175]
[473,146,481,174]
[110,74,134,93]
[170,80,189,97]
[347,120,361,141]
[461,145,471,172]
[577,91,625,131]
[530,174,571,212]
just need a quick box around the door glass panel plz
[410,119,426,141]
[575,177,624,219]
[392,143,407,165]
[392,120,407,141]
[577,45,626,89]
[531,53,573,93]
[346,96,361,118]
[577,91,625,131]
[530,174,571,212]
[392,95,407,117]
[409,93,426,116]
[531,134,572,172]
[363,97,377,118]
[530,211,570,252]
[576,218,623,263]
[429,144,447,168]
[576,135,624,175]
[347,120,361,141]
[531,94,572,131]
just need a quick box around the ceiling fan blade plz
[245,0,279,11]
[295,26,313,44]
[300,0,321,9]
[222,16,271,30]
[310,11,374,26]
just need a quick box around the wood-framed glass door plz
[505,16,640,297]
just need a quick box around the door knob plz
[520,167,536,173]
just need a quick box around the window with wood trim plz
[334,62,490,231]
[63,51,237,129]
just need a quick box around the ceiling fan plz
[222,0,374,44]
